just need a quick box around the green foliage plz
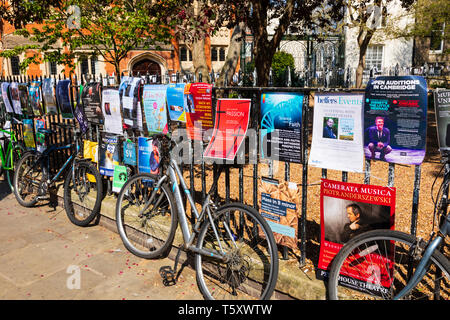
[271,51,295,86]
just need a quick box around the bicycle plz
[0,119,25,190]
[115,134,279,300]
[13,122,103,227]
[327,159,449,300]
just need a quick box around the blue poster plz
[56,79,73,119]
[364,76,427,165]
[166,83,186,122]
[99,135,120,176]
[260,92,304,163]
[123,140,136,166]
[138,136,160,175]
[142,84,168,134]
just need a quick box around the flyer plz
[102,88,123,135]
[29,81,43,116]
[138,136,160,175]
[35,118,46,152]
[317,179,396,296]
[42,78,58,115]
[309,93,365,173]
[142,84,168,135]
[123,140,136,166]
[81,82,103,124]
[23,119,36,149]
[74,103,89,133]
[9,82,22,115]
[184,83,213,141]
[433,89,450,156]
[56,79,73,119]
[260,92,303,163]
[83,140,98,163]
[364,76,427,165]
[203,98,251,161]
[259,177,299,249]
[112,165,128,193]
[1,82,13,113]
[119,76,142,130]
[99,135,120,176]
[18,83,33,116]
[166,83,186,122]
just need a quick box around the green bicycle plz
[0,123,25,190]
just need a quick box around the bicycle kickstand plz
[159,245,183,286]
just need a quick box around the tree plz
[271,51,295,86]
[1,0,174,81]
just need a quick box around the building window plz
[90,56,97,75]
[211,47,226,62]
[11,56,20,75]
[49,61,58,75]
[219,47,226,61]
[365,45,383,72]
[430,22,445,52]
[80,56,89,75]
[211,47,218,61]
[180,47,192,62]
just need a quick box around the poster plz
[309,93,365,173]
[29,81,43,116]
[112,165,128,193]
[203,99,251,161]
[42,78,58,115]
[433,89,450,156]
[74,103,89,133]
[318,179,396,296]
[138,136,160,175]
[18,83,33,116]
[102,88,123,135]
[364,76,427,165]
[35,118,46,153]
[123,140,136,166]
[81,82,103,123]
[259,177,299,249]
[1,82,14,113]
[23,119,36,149]
[9,82,22,115]
[167,83,186,122]
[119,76,142,130]
[184,83,213,141]
[99,135,120,176]
[260,92,303,163]
[56,79,73,119]
[142,84,168,134]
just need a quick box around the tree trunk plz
[192,38,210,83]
[355,28,374,88]
[216,22,245,87]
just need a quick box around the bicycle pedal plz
[159,266,176,286]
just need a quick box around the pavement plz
[0,176,329,301]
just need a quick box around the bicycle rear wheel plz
[13,151,42,207]
[195,203,279,300]
[63,161,103,227]
[115,173,178,259]
[328,229,449,300]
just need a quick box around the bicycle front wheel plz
[195,203,279,300]
[63,161,103,227]
[115,173,178,259]
[328,229,449,300]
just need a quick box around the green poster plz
[112,165,127,193]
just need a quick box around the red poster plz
[184,83,214,141]
[318,179,396,292]
[203,99,251,160]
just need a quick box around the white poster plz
[308,93,364,173]
[102,89,123,135]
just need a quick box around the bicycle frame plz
[0,128,17,170]
[146,158,229,261]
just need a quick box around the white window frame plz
[430,22,445,54]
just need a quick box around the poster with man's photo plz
[119,76,142,130]
[260,92,303,164]
[102,88,123,135]
[317,179,396,295]
[81,82,103,124]
[309,93,365,173]
[433,89,450,156]
[364,76,427,165]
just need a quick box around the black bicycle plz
[13,122,103,226]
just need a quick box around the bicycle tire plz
[195,203,279,300]
[115,173,178,259]
[13,151,42,207]
[328,229,449,300]
[63,161,103,227]
[6,144,25,191]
